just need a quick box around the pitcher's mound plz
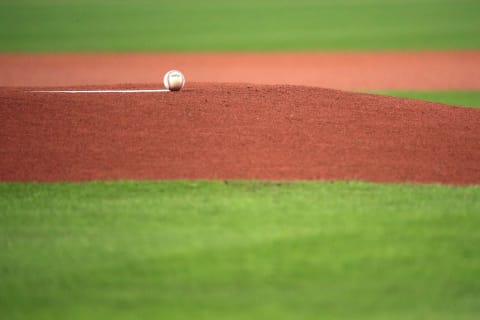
[1,83,479,184]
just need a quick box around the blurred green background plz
[0,0,479,52]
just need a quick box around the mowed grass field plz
[1,181,480,319]
[1,0,480,319]
[376,91,480,108]
[0,0,479,51]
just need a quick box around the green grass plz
[376,91,480,108]
[1,180,480,319]
[0,0,479,52]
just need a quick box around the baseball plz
[163,70,185,91]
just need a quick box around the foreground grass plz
[0,0,479,52]
[378,91,480,108]
[1,181,479,319]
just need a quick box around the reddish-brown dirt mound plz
[1,83,479,184]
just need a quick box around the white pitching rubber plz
[27,89,171,93]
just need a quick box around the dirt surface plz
[1,83,479,184]
[1,51,479,90]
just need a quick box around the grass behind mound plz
[1,181,479,320]
[378,91,480,108]
[0,0,479,52]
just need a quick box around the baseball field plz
[1,1,480,319]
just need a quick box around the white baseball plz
[163,70,185,91]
